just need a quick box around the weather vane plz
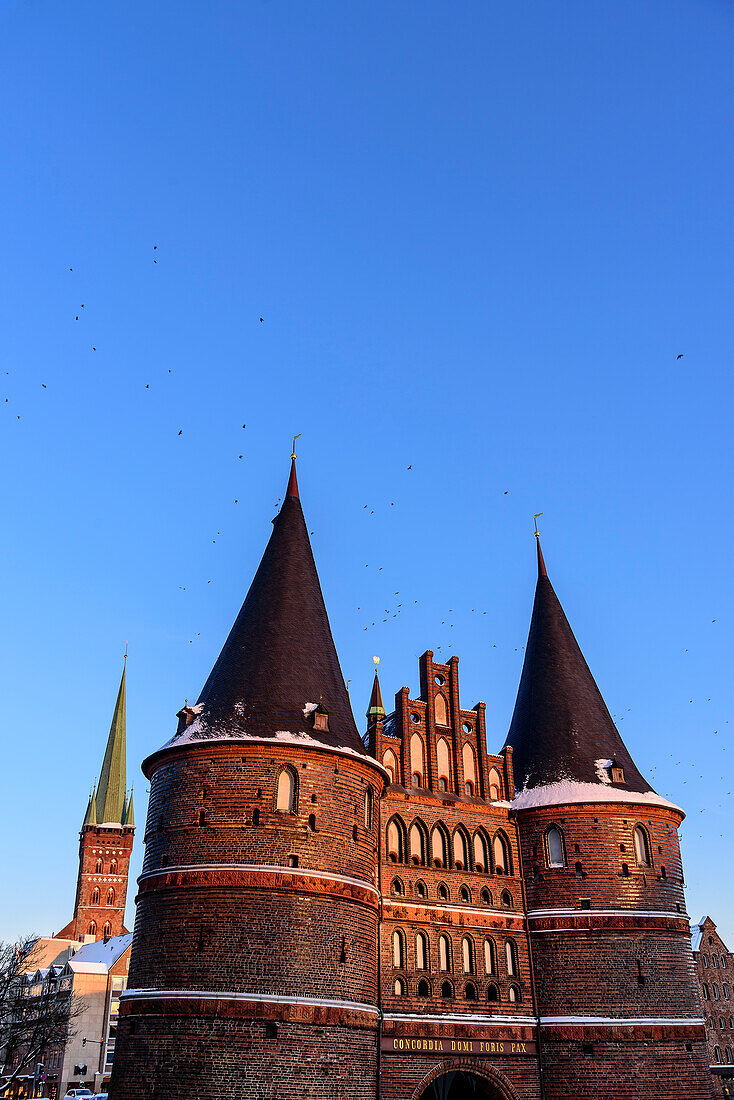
[291,433,302,460]
[373,655,380,668]
[124,640,128,660]
[533,513,543,538]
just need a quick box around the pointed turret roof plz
[159,460,366,758]
[95,664,127,824]
[83,789,97,826]
[504,538,653,797]
[121,790,134,827]
[366,671,385,719]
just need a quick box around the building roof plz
[153,460,367,760]
[691,916,708,954]
[68,933,132,974]
[504,539,654,799]
[366,670,385,718]
[95,663,127,825]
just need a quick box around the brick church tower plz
[110,459,386,1100]
[57,661,135,942]
[504,537,709,1098]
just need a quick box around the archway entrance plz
[418,1070,502,1100]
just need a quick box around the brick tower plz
[504,537,709,1098]
[110,458,386,1100]
[57,661,135,942]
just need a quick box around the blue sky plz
[1,0,733,945]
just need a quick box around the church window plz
[106,888,115,906]
[198,810,206,826]
[714,954,720,968]
[633,825,652,867]
[484,938,496,975]
[95,859,103,874]
[715,1047,722,1063]
[721,1018,727,1030]
[704,955,710,968]
[435,674,445,686]
[545,826,565,868]
[364,788,373,830]
[708,1018,715,1029]
[622,863,630,876]
[703,983,710,999]
[88,921,97,936]
[431,825,448,868]
[723,957,729,969]
[501,890,513,908]
[488,767,502,801]
[441,980,453,1000]
[416,932,429,970]
[462,743,476,794]
[714,984,720,1000]
[486,984,499,1003]
[392,930,406,969]
[725,985,731,1001]
[726,1048,733,1064]
[383,749,398,784]
[391,878,404,897]
[416,880,427,898]
[464,982,477,1002]
[434,694,448,726]
[409,821,426,865]
[481,888,491,905]
[439,934,452,972]
[410,734,425,787]
[91,888,100,906]
[493,833,510,875]
[473,831,488,873]
[276,768,297,813]
[417,979,430,998]
[252,808,260,826]
[438,883,449,902]
[103,922,112,939]
[453,829,469,870]
[110,859,118,874]
[505,939,518,977]
[308,813,316,832]
[461,937,475,975]
[437,738,451,791]
[387,818,404,863]
[460,885,471,904]
[575,861,584,879]
[393,977,406,996]
[508,984,522,1003]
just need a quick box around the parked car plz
[63,1090,94,1098]
[91,1094,109,1099]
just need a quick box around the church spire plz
[160,457,365,758]
[504,539,652,795]
[95,662,127,825]
[366,667,385,720]
[83,788,97,826]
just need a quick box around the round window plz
[434,674,445,686]
[462,721,472,733]
[410,713,421,724]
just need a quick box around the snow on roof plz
[69,933,132,974]
[511,779,683,814]
[691,915,708,954]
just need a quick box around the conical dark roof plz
[366,670,385,718]
[171,460,366,756]
[504,540,652,795]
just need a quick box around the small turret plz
[83,789,97,826]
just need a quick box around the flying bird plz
[178,429,183,436]
[260,317,264,323]
[677,354,684,359]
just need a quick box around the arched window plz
[387,818,405,863]
[488,767,502,801]
[416,880,427,899]
[392,930,406,969]
[546,827,565,868]
[462,743,477,796]
[493,833,510,875]
[102,922,112,939]
[88,921,97,936]
[505,939,518,977]
[633,825,651,867]
[441,980,453,1000]
[383,749,398,784]
[437,738,451,790]
[106,888,115,906]
[438,882,449,902]
[461,937,475,974]
[364,788,373,830]
[473,832,489,873]
[391,877,404,897]
[453,829,469,870]
[416,932,429,970]
[431,825,448,868]
[714,955,720,969]
[508,984,522,1003]
[252,807,260,826]
[704,955,710,968]
[703,983,710,1000]
[410,734,425,787]
[95,859,103,874]
[484,938,496,975]
[714,984,720,1000]
[91,887,100,906]
[110,859,118,874]
[439,934,452,972]
[724,984,730,1001]
[417,979,430,998]
[481,888,492,905]
[486,984,499,1003]
[393,977,406,996]
[459,885,471,904]
[276,768,297,813]
[409,821,426,865]
[464,982,478,1002]
[715,1047,722,1064]
[726,1047,733,1064]
[434,694,448,726]
[501,889,513,908]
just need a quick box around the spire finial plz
[533,513,543,537]
[533,515,547,577]
[366,657,385,719]
[286,436,301,499]
[124,640,128,660]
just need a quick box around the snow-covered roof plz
[511,779,683,814]
[691,916,708,954]
[69,933,132,974]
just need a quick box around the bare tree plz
[0,936,83,1096]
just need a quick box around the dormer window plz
[314,710,329,731]
[176,705,198,734]
[611,762,625,783]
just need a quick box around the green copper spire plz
[122,789,135,827]
[95,662,127,825]
[83,789,98,826]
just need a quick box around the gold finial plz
[291,433,302,460]
[373,655,380,667]
[124,640,128,660]
[346,679,351,695]
[533,513,543,538]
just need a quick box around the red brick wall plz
[65,823,134,940]
[692,917,734,1098]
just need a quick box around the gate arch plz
[411,1058,520,1100]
